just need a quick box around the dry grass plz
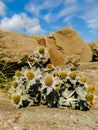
[30,36,44,41]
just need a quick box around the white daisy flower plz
[26,68,42,89]
[41,74,60,95]
[59,90,78,107]
[17,94,34,108]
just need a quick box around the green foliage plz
[30,36,44,41]
[0,59,28,90]
[0,61,13,89]
[0,30,5,32]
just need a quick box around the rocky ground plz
[0,91,98,130]
[0,65,98,130]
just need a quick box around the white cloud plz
[0,14,24,31]
[26,25,45,35]
[43,13,53,23]
[89,29,97,34]
[42,0,63,8]
[25,4,40,17]
[43,13,51,22]
[64,0,76,4]
[0,1,6,16]
[64,15,73,24]
[81,4,98,29]
[25,0,63,17]
[87,18,98,29]
[86,0,96,3]
[0,13,45,35]
[3,0,14,1]
[57,5,78,18]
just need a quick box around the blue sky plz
[0,0,98,42]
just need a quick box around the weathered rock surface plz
[77,62,98,70]
[51,27,92,63]
[0,27,92,66]
[88,41,98,61]
[45,37,65,66]
[39,27,92,66]
[0,31,40,62]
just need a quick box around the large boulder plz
[0,27,93,66]
[46,37,65,66]
[39,27,92,66]
[88,41,98,61]
[0,31,50,62]
[54,27,92,62]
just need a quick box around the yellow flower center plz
[15,70,21,77]
[39,47,45,54]
[55,86,61,91]
[26,71,35,80]
[86,93,94,102]
[65,83,70,88]
[80,77,86,83]
[45,76,53,87]
[59,71,67,80]
[87,85,95,93]
[47,64,53,69]
[72,58,79,64]
[21,52,28,57]
[12,95,20,104]
[12,81,18,88]
[69,71,76,79]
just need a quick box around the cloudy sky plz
[0,0,98,42]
